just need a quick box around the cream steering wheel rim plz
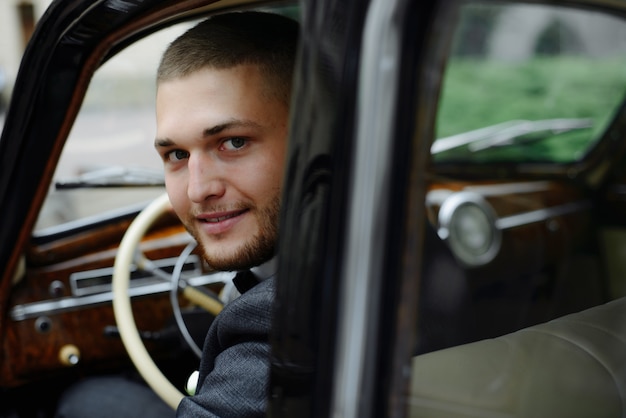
[112,192,185,410]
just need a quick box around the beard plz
[185,195,280,271]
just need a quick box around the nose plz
[187,153,226,203]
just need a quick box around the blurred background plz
[0,0,52,117]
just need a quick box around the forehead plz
[156,65,265,114]
[158,64,262,93]
[155,65,288,137]
[158,64,285,108]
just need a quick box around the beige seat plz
[410,297,626,417]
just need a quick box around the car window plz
[409,2,626,417]
[431,2,626,165]
[33,22,195,232]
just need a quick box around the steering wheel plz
[112,193,223,409]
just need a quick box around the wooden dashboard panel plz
[1,212,204,387]
[426,178,593,278]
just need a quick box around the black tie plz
[233,270,259,294]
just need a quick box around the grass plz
[433,56,626,163]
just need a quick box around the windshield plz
[432,3,626,165]
[33,22,196,232]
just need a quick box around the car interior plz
[409,2,626,416]
[1,0,625,416]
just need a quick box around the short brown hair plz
[157,11,299,104]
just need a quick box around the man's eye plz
[166,150,189,162]
[223,137,247,151]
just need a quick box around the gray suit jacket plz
[177,277,275,417]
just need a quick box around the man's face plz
[155,65,289,271]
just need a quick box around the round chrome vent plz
[437,191,501,267]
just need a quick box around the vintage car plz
[1,0,625,416]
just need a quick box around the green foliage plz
[434,56,626,163]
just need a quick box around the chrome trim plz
[10,272,233,321]
[331,0,402,416]
[426,182,553,208]
[438,192,497,239]
[437,191,501,267]
[464,181,551,196]
[496,201,592,230]
[431,118,592,154]
[426,189,455,206]
[436,189,591,266]
[69,255,201,297]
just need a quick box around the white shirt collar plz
[221,256,277,304]
[249,256,277,281]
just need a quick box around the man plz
[56,11,298,418]
[155,11,298,417]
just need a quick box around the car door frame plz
[270,0,626,417]
[269,0,453,417]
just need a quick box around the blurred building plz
[0,1,193,114]
[489,5,626,61]
[0,0,52,106]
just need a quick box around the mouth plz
[198,208,248,224]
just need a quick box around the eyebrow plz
[154,119,263,149]
[154,138,174,149]
[204,120,262,136]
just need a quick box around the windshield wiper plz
[431,118,593,154]
[55,166,165,189]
